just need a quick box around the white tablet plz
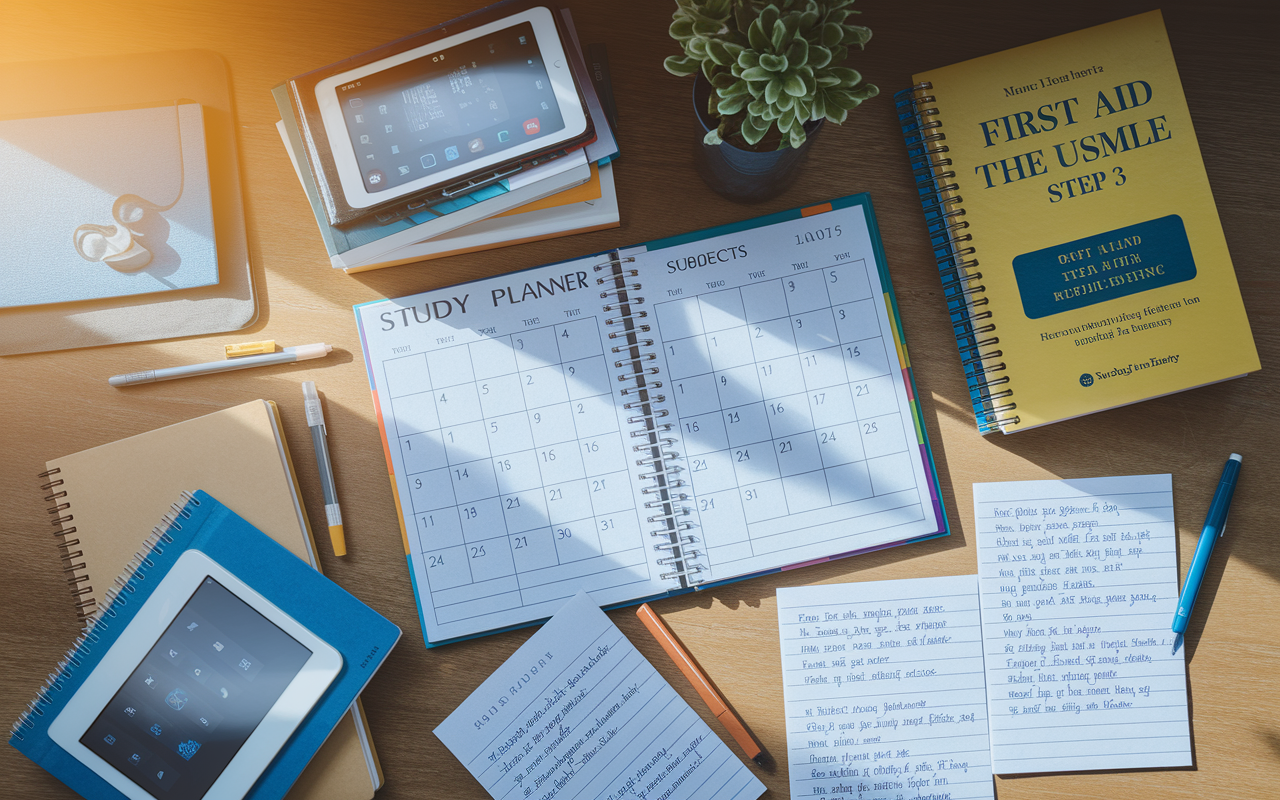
[314,5,589,209]
[48,550,342,800]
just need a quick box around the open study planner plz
[356,194,948,645]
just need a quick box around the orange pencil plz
[636,603,766,766]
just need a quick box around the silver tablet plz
[48,550,342,800]
[314,5,589,209]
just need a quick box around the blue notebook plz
[354,192,949,647]
[9,490,401,800]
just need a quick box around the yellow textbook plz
[895,10,1259,433]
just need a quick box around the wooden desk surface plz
[3,1,1277,797]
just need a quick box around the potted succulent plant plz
[664,0,879,201]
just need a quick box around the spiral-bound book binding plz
[10,492,194,742]
[595,251,705,589]
[895,85,1017,435]
[39,468,100,617]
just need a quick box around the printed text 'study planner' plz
[355,194,948,645]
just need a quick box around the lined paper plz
[778,577,994,800]
[974,474,1191,773]
[435,592,765,800]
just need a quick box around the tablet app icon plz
[165,689,189,711]
[445,145,460,161]
[523,118,540,135]
[150,723,163,737]
[177,739,201,761]
[467,137,484,154]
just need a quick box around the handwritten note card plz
[778,577,995,800]
[435,592,765,800]
[974,474,1191,773]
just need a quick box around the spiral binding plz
[10,491,198,741]
[38,468,100,616]
[895,83,1019,434]
[595,253,705,587]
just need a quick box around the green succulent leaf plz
[820,22,843,47]
[717,94,750,115]
[740,65,773,82]
[738,50,760,69]
[779,106,797,131]
[782,71,807,97]
[786,38,809,67]
[759,53,788,72]
[702,58,717,81]
[743,114,768,136]
[811,92,826,120]
[706,39,733,65]
[669,17,695,41]
[828,66,863,86]
[843,24,872,47]
[776,92,795,111]
[790,126,806,149]
[721,78,752,96]
[748,99,768,117]
[704,126,725,146]
[771,18,788,51]
[764,77,782,105]
[688,38,708,58]
[664,55,701,76]
[742,119,768,146]
[759,5,780,33]
[809,45,832,69]
[748,18,771,51]
[794,100,811,124]
[692,18,726,36]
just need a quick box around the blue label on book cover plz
[1012,215,1196,319]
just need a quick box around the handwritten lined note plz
[974,474,1191,773]
[778,577,995,800]
[435,592,765,800]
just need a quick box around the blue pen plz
[1171,453,1241,655]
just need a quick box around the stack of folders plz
[35,401,386,800]
[273,9,620,273]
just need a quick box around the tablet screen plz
[334,19,567,193]
[79,577,312,799]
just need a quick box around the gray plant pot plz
[692,73,824,204]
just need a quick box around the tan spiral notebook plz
[37,400,383,800]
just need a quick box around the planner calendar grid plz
[652,259,927,574]
[377,316,652,628]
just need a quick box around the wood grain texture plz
[2,1,1277,798]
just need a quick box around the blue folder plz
[9,490,401,800]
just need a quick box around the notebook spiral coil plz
[595,254,705,587]
[10,491,198,741]
[895,83,1019,434]
[39,468,98,615]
